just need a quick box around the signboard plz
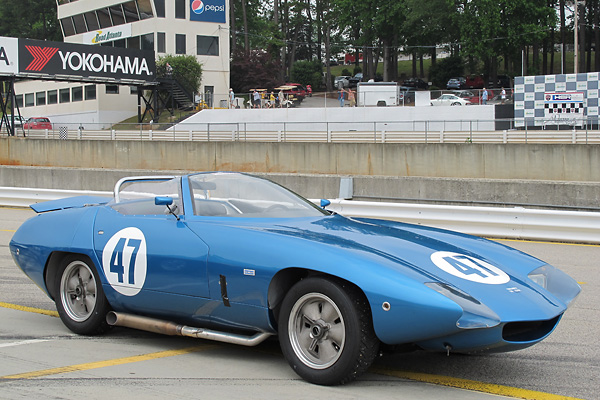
[190,0,226,23]
[83,24,132,45]
[18,38,156,84]
[0,36,19,75]
[544,92,585,123]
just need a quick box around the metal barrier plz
[2,187,599,244]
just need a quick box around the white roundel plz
[430,251,510,285]
[102,227,147,296]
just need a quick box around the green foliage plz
[0,0,62,41]
[429,56,464,88]
[230,50,284,93]
[341,68,351,76]
[290,60,323,89]
[157,55,203,93]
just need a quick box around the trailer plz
[356,82,399,106]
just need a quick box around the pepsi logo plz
[191,0,204,14]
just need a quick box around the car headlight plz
[425,282,500,329]
[528,265,581,306]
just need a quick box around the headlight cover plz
[527,264,581,306]
[425,282,500,329]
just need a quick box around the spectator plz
[229,88,235,109]
[166,62,173,76]
[348,89,356,107]
[500,87,506,104]
[338,88,346,107]
[482,88,488,105]
[253,90,260,108]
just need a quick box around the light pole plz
[574,0,578,73]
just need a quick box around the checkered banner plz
[59,126,68,140]
[514,72,599,127]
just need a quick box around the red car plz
[24,117,52,130]
[283,83,307,101]
[465,75,485,89]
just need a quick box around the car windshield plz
[111,177,182,215]
[189,172,328,218]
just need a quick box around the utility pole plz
[574,0,579,73]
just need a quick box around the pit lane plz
[0,207,596,400]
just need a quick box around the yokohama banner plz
[18,38,156,84]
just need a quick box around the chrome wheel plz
[60,260,97,322]
[288,292,345,369]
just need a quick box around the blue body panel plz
[10,174,581,352]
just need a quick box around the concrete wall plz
[1,138,599,209]
[1,138,600,182]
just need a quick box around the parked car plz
[23,117,52,130]
[10,172,580,385]
[348,73,363,88]
[465,75,485,89]
[334,76,351,89]
[451,90,479,104]
[403,77,428,89]
[4,114,26,127]
[488,74,511,88]
[446,77,466,90]
[398,86,416,103]
[431,93,471,106]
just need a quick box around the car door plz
[93,206,210,302]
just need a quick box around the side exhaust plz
[106,311,272,347]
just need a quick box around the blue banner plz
[190,0,226,23]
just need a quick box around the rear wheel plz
[278,277,379,385]
[55,255,111,335]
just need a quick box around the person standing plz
[348,89,356,107]
[338,88,346,107]
[500,87,506,104]
[229,88,235,108]
[482,88,488,105]
[253,90,260,108]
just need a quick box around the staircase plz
[157,76,195,110]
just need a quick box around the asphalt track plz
[0,207,597,400]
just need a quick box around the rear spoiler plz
[30,195,111,213]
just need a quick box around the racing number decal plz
[430,251,510,284]
[102,227,147,296]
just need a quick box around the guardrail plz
[2,187,598,244]
[18,125,600,144]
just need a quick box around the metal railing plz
[12,117,600,144]
[2,186,598,244]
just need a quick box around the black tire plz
[54,255,111,335]
[278,277,379,385]
[451,102,461,106]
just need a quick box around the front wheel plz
[278,277,379,385]
[55,255,111,335]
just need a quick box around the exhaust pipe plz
[106,311,272,347]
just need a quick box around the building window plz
[61,17,76,37]
[157,32,165,53]
[110,5,126,25]
[36,92,46,106]
[138,0,154,19]
[72,14,87,34]
[175,0,185,19]
[84,11,100,31]
[85,85,97,100]
[60,89,70,103]
[127,36,140,50]
[141,33,154,51]
[176,34,186,54]
[131,86,139,95]
[154,0,165,18]
[25,93,34,107]
[197,36,219,56]
[47,90,58,105]
[106,85,120,94]
[114,39,126,48]
[15,94,23,108]
[97,8,112,28]
[72,87,83,102]
[123,1,140,23]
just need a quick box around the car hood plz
[215,214,576,320]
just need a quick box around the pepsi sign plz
[190,0,226,23]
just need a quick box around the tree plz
[0,0,62,41]
[230,49,284,93]
[156,55,203,93]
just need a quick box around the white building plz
[14,0,230,128]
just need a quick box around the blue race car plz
[10,172,581,385]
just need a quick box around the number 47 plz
[109,238,142,284]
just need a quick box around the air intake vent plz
[502,315,561,342]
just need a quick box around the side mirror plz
[320,199,331,208]
[155,196,174,206]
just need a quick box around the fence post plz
[189,130,193,141]
[381,130,386,143]
[503,130,508,144]
[439,130,444,143]
[149,129,153,140]
[111,129,116,140]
